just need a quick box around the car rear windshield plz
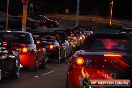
[83,36,132,51]
[0,32,33,44]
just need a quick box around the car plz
[66,33,132,88]
[42,38,62,64]
[119,29,132,34]
[32,32,67,63]
[0,31,46,71]
[54,30,72,58]
[0,41,20,80]
[34,15,59,28]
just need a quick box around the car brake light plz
[76,57,84,65]
[104,54,122,57]
[36,40,41,44]
[2,42,8,46]
[49,45,54,49]
[22,47,28,53]
[78,36,82,40]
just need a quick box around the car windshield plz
[0,32,33,44]
[83,37,132,51]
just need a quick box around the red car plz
[0,31,46,71]
[66,33,132,88]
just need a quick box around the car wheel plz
[60,49,66,63]
[57,48,61,64]
[39,59,46,69]
[31,55,39,72]
[10,58,20,79]
[50,24,54,28]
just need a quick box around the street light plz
[76,0,80,27]
[109,0,114,26]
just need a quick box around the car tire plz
[50,24,54,28]
[57,48,61,64]
[10,58,20,79]
[31,54,39,72]
[39,59,46,69]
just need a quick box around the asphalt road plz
[0,63,68,88]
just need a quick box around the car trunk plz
[83,51,131,80]
[2,42,26,51]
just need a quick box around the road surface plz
[0,63,67,88]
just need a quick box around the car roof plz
[0,31,31,35]
[88,33,129,39]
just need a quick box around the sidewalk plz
[46,14,132,27]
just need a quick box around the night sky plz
[0,0,132,19]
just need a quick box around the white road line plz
[34,76,39,78]
[41,71,55,76]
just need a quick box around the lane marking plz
[41,71,55,76]
[34,76,39,78]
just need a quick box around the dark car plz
[0,42,20,80]
[32,32,67,63]
[120,29,132,34]
[66,33,132,88]
[34,15,59,28]
[0,31,46,71]
[42,38,62,64]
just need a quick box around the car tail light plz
[76,57,84,65]
[2,42,8,46]
[70,40,74,44]
[104,54,122,57]
[22,47,28,53]
[36,40,41,44]
[78,36,82,40]
[49,44,54,49]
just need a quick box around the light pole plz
[76,0,80,27]
[109,0,114,26]
[22,0,29,32]
[6,0,9,30]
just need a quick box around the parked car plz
[34,15,59,28]
[66,33,132,88]
[0,31,46,71]
[0,41,20,80]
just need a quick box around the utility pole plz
[76,0,80,27]
[6,0,9,30]
[109,0,114,26]
[22,0,29,32]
